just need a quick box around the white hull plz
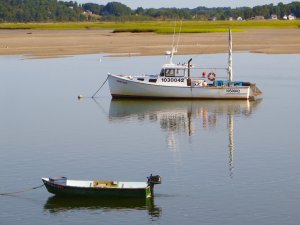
[108,74,256,100]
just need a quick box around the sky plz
[74,0,294,9]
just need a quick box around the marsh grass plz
[0,20,299,33]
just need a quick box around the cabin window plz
[165,69,175,77]
[161,68,182,77]
[160,69,165,77]
[137,78,144,81]
[149,79,157,83]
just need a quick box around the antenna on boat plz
[171,20,177,51]
[166,19,183,64]
[175,20,183,53]
[228,28,233,86]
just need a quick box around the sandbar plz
[0,28,300,58]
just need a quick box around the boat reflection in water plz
[108,99,261,177]
[44,196,161,218]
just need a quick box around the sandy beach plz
[0,28,300,58]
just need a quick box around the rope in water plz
[91,76,108,98]
[0,184,44,196]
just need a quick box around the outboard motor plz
[147,174,161,185]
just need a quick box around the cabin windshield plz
[160,68,184,77]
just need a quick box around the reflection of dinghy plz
[44,195,161,217]
[42,175,161,198]
[107,29,262,100]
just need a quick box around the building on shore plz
[270,14,278,20]
[253,16,265,20]
[283,14,296,20]
[288,14,296,20]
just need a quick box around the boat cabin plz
[117,60,235,88]
[159,64,188,77]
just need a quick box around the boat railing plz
[188,67,228,80]
[133,67,229,80]
[191,67,228,70]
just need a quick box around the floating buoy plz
[78,95,84,100]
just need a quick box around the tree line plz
[0,0,299,22]
[0,0,85,22]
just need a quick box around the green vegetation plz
[111,20,300,33]
[1,20,300,33]
[0,1,300,22]
[0,1,300,33]
[0,0,86,22]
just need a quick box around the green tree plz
[82,3,103,15]
[101,2,132,16]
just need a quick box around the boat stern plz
[249,83,263,101]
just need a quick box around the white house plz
[270,14,278,20]
[83,10,93,16]
[254,16,265,20]
[288,14,296,20]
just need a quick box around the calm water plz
[0,53,300,225]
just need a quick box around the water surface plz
[0,53,300,225]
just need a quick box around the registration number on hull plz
[226,88,241,94]
[161,78,184,82]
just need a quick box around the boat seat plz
[93,181,118,188]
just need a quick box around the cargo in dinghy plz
[42,175,161,198]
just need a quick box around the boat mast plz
[228,28,233,86]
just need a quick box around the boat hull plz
[42,179,152,198]
[108,74,252,100]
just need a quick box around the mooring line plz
[0,184,44,196]
[91,76,108,98]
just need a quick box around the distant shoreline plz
[1,28,300,58]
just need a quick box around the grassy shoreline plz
[0,20,299,33]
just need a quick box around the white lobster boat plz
[107,29,262,100]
